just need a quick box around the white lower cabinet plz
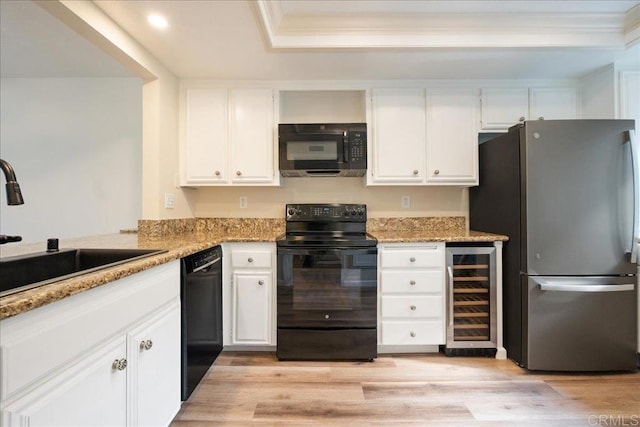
[0,261,181,427]
[2,337,128,427]
[378,243,446,352]
[224,243,276,347]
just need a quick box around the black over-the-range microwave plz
[278,123,367,177]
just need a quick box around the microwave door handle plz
[343,131,349,163]
[626,129,639,263]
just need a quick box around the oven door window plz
[277,248,377,328]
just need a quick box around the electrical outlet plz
[164,193,175,209]
[239,196,248,208]
[401,195,410,209]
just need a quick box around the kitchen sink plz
[0,248,167,297]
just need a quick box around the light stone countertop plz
[0,225,507,320]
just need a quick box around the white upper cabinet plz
[425,88,479,185]
[481,87,578,131]
[369,88,426,184]
[480,88,529,130]
[529,87,577,121]
[184,88,228,183]
[181,86,279,186]
[369,87,479,186]
[229,89,278,184]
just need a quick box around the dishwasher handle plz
[539,283,635,293]
[192,256,222,273]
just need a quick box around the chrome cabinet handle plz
[236,171,242,176]
[538,116,544,120]
[410,305,416,311]
[409,280,416,286]
[215,171,221,176]
[409,257,416,263]
[412,170,419,175]
[434,169,440,175]
[258,280,264,286]
[112,359,127,371]
[248,257,254,263]
[140,340,153,351]
[410,331,416,338]
[519,116,525,122]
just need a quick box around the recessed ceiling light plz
[147,14,168,29]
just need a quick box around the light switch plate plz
[401,195,410,209]
[239,196,248,208]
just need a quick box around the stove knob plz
[358,210,365,216]
[288,209,295,216]
[343,211,350,217]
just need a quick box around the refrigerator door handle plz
[626,129,639,264]
[539,283,635,292]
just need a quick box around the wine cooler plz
[444,246,497,356]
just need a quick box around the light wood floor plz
[171,351,640,426]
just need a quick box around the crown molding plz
[255,0,638,50]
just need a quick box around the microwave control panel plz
[348,130,366,167]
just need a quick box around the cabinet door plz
[229,89,277,184]
[2,338,127,427]
[529,87,577,120]
[425,88,479,185]
[184,88,229,183]
[480,88,529,130]
[232,272,272,345]
[370,88,426,184]
[127,303,181,427]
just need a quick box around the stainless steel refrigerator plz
[470,120,638,371]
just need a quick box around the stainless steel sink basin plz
[0,248,167,297]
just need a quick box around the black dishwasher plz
[181,245,223,400]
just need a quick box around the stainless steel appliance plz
[276,203,378,360]
[181,246,223,400]
[470,120,638,371]
[445,245,497,356]
[278,123,367,177]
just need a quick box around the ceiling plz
[1,0,639,80]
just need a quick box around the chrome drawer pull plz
[410,305,416,311]
[410,331,416,338]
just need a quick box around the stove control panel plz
[285,204,367,221]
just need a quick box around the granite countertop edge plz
[0,229,507,321]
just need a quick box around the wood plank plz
[253,400,474,423]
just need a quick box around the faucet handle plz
[0,235,22,245]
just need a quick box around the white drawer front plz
[380,321,444,345]
[381,248,443,268]
[380,270,443,294]
[381,296,443,318]
[231,250,272,268]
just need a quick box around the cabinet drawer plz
[380,270,443,294]
[380,321,444,345]
[231,250,272,268]
[381,248,443,268]
[381,296,443,318]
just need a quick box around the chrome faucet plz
[1,159,24,244]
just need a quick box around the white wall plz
[0,77,142,244]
